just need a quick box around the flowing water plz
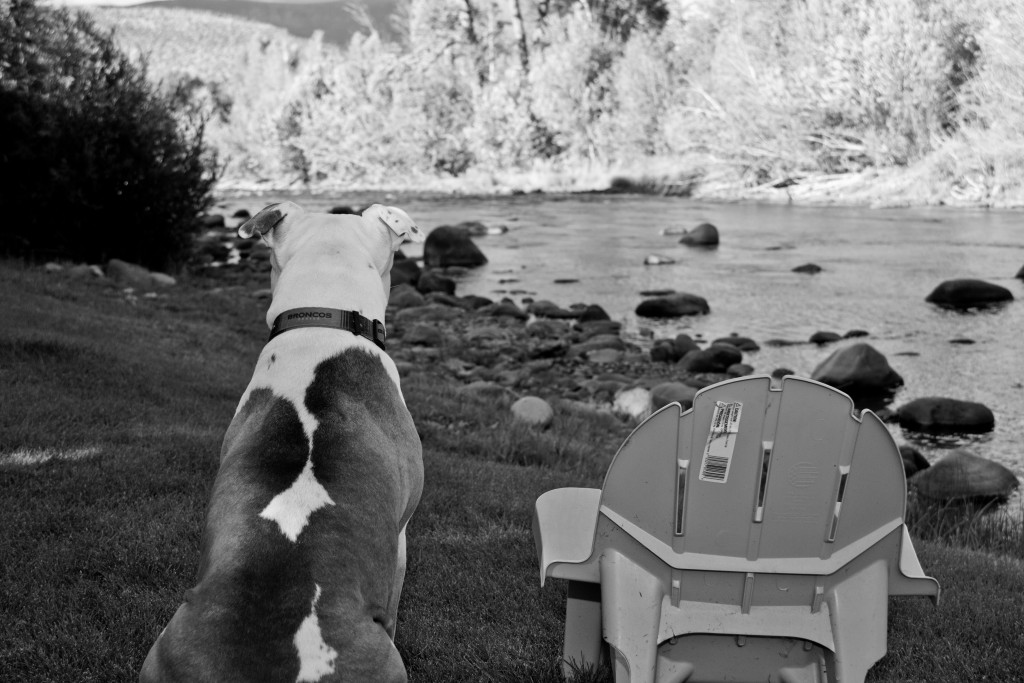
[229,194,1024,482]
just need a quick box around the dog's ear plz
[237,202,303,239]
[362,204,425,249]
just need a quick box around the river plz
[224,193,1024,483]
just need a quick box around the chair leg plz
[562,580,603,679]
[826,560,888,683]
[600,550,664,683]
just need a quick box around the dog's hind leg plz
[331,621,408,683]
[385,525,409,641]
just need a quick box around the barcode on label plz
[701,455,730,481]
[699,401,742,483]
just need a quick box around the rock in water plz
[635,293,710,318]
[809,331,841,345]
[810,343,903,399]
[897,397,995,434]
[423,225,488,268]
[911,449,1018,503]
[925,279,1013,309]
[678,223,719,246]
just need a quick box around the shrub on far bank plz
[0,0,218,271]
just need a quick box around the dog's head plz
[238,201,424,297]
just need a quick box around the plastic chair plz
[533,375,938,683]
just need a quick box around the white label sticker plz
[699,401,742,483]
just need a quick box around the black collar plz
[268,307,386,350]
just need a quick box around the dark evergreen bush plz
[0,0,218,271]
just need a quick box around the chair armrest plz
[533,488,602,586]
[891,526,940,604]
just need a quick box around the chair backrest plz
[599,375,907,575]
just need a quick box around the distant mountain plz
[126,0,399,45]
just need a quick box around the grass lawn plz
[1,259,1022,682]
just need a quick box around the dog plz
[140,202,425,682]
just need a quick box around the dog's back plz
[141,346,422,683]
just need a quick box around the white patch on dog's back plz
[236,333,340,541]
[294,584,338,682]
[235,330,402,542]
[260,459,334,542]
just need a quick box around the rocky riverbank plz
[39,206,1022,505]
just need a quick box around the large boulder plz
[925,279,1013,309]
[423,226,488,268]
[897,397,995,434]
[635,292,710,318]
[678,223,719,246]
[650,382,698,411]
[810,343,903,399]
[911,449,1018,503]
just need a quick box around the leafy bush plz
[0,0,218,270]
